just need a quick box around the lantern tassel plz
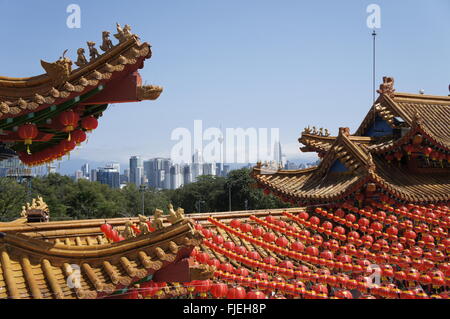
[27,144,31,155]
[68,132,71,141]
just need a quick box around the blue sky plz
[1,0,449,169]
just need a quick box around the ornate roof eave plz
[355,94,400,136]
[137,85,164,101]
[255,169,370,203]
[370,112,450,154]
[298,132,335,153]
[367,170,450,204]
[0,218,205,299]
[315,127,374,177]
[0,27,157,120]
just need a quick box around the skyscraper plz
[90,169,98,182]
[162,158,171,189]
[122,168,130,184]
[144,158,172,189]
[222,164,230,176]
[202,162,216,176]
[170,164,181,190]
[183,165,192,186]
[143,160,155,187]
[97,166,120,188]
[129,156,143,187]
[75,170,83,181]
[106,162,120,173]
[192,149,203,182]
[81,163,89,178]
[273,141,285,167]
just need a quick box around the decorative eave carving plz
[40,54,73,88]
[189,264,215,281]
[136,85,163,101]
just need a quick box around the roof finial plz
[376,76,395,98]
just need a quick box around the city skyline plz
[45,140,320,190]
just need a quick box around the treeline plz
[0,168,290,222]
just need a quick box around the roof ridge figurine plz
[100,31,113,52]
[151,208,164,230]
[138,214,151,235]
[167,203,185,225]
[86,41,100,61]
[114,23,134,43]
[75,48,87,67]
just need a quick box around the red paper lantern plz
[298,211,309,220]
[422,147,432,158]
[100,223,112,237]
[223,241,235,251]
[230,219,241,228]
[275,236,289,247]
[239,223,252,233]
[71,129,87,145]
[246,290,266,299]
[201,229,212,238]
[58,110,79,133]
[291,241,305,252]
[18,123,39,154]
[306,246,319,257]
[309,216,320,225]
[403,144,414,155]
[247,251,261,260]
[196,252,210,264]
[81,116,98,131]
[227,286,247,299]
[211,282,228,298]
[394,151,403,161]
[263,256,277,266]
[385,154,394,163]
[251,227,264,237]
[219,263,234,273]
[194,279,211,294]
[263,232,276,243]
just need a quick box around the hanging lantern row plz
[199,245,449,299]
[385,143,450,164]
[254,213,447,269]
[208,216,448,282]
[202,235,449,296]
[16,115,98,166]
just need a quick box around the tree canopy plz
[0,168,290,222]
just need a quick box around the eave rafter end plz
[136,85,163,101]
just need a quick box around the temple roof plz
[356,92,450,148]
[255,77,450,204]
[372,157,450,203]
[0,217,202,299]
[0,32,162,119]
